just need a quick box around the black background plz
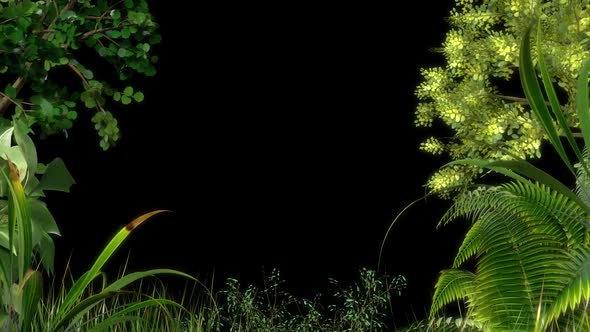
[34,1,466,326]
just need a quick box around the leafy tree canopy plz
[0,0,160,150]
[416,0,589,195]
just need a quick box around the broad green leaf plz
[0,248,12,288]
[121,27,131,39]
[82,69,94,80]
[110,9,121,19]
[23,174,40,196]
[13,121,37,178]
[121,95,131,105]
[2,146,28,182]
[0,127,14,150]
[123,86,133,96]
[0,224,14,255]
[133,91,144,102]
[3,85,16,99]
[117,48,128,57]
[37,233,55,274]
[37,158,75,193]
[29,199,60,235]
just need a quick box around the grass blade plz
[535,23,585,173]
[1,160,33,283]
[52,210,170,329]
[20,269,42,332]
[577,59,590,150]
[519,25,574,174]
[102,269,195,293]
[87,298,182,332]
[54,269,194,331]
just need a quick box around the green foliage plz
[428,23,590,331]
[45,211,195,331]
[0,0,160,150]
[219,268,404,331]
[415,0,590,194]
[431,181,590,331]
[0,123,75,276]
[0,124,75,330]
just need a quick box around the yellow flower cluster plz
[416,67,449,99]
[490,34,518,64]
[427,167,465,197]
[420,137,445,155]
[507,0,535,18]
[415,103,435,127]
[444,30,466,71]
[415,0,590,195]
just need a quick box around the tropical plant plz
[0,159,194,331]
[0,122,74,274]
[0,121,74,330]
[414,0,590,195]
[0,0,160,150]
[428,22,590,331]
[0,122,190,330]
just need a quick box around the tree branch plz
[0,78,25,114]
[80,26,119,40]
[495,95,530,104]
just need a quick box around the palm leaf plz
[431,269,475,318]
[546,246,590,323]
[435,181,587,329]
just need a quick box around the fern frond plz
[546,246,590,323]
[430,269,475,318]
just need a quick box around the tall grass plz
[26,266,404,331]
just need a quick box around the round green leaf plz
[133,92,144,102]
